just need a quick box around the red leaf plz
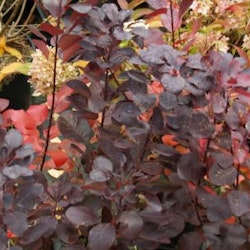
[47,85,73,113]
[47,150,68,167]
[40,23,63,36]
[27,104,49,126]
[179,0,194,18]
[32,39,49,58]
[161,7,181,32]
[59,34,82,50]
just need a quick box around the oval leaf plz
[118,211,143,240]
[66,206,99,227]
[87,223,115,250]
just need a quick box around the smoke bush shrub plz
[0,0,250,249]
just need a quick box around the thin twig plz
[169,0,175,48]
[40,1,62,170]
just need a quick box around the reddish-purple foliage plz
[1,1,250,249]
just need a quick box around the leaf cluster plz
[0,0,250,249]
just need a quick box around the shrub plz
[1,0,250,249]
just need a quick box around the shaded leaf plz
[56,219,79,244]
[3,165,33,179]
[211,151,233,169]
[208,163,237,186]
[112,101,141,126]
[87,223,116,250]
[159,91,178,111]
[189,113,215,138]
[21,216,58,245]
[14,183,44,212]
[58,110,93,145]
[118,211,143,240]
[66,80,91,98]
[178,231,203,250]
[161,74,186,93]
[228,190,250,217]
[177,153,205,183]
[3,212,28,237]
[207,197,232,222]
[66,206,99,227]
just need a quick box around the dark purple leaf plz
[118,211,143,240]
[227,190,250,217]
[87,223,116,250]
[56,219,79,244]
[3,165,33,179]
[99,137,127,166]
[185,82,205,96]
[211,151,233,169]
[149,106,164,130]
[152,143,176,157]
[211,93,227,114]
[161,74,186,93]
[189,113,215,138]
[136,224,170,247]
[159,91,178,111]
[21,216,58,245]
[0,229,7,249]
[14,183,44,212]
[109,48,135,65]
[208,163,237,186]
[207,197,232,222]
[89,156,113,182]
[226,224,247,247]
[161,8,181,32]
[187,71,213,91]
[112,101,141,126]
[120,70,150,84]
[178,231,203,250]
[58,110,93,144]
[4,212,28,237]
[177,153,205,183]
[66,206,99,227]
[0,172,6,188]
[141,162,163,175]
[70,3,92,14]
[126,126,150,157]
[140,193,163,215]
[225,107,240,130]
[139,46,165,64]
[66,80,91,98]
[101,3,119,22]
